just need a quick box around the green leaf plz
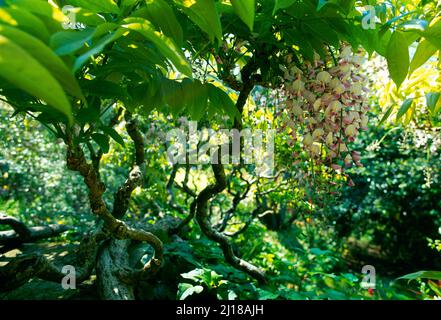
[0,35,73,124]
[424,17,441,50]
[316,0,327,11]
[50,28,96,56]
[273,0,296,15]
[310,248,331,256]
[303,20,340,47]
[257,288,279,300]
[65,7,107,27]
[174,0,222,44]
[6,0,66,27]
[409,40,438,76]
[332,0,355,14]
[75,105,101,124]
[397,270,441,281]
[73,28,126,72]
[395,98,413,122]
[181,268,205,281]
[121,0,139,12]
[342,273,359,283]
[386,31,409,88]
[375,29,392,57]
[0,7,50,42]
[0,24,83,98]
[81,79,128,103]
[283,27,314,61]
[426,92,440,114]
[92,133,110,153]
[377,104,395,126]
[178,283,204,300]
[428,280,441,296]
[160,78,184,113]
[65,0,120,15]
[207,84,240,122]
[121,17,192,77]
[182,79,208,121]
[132,0,184,46]
[102,127,125,146]
[230,0,254,31]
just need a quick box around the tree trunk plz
[96,239,135,300]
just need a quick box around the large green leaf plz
[92,133,110,153]
[120,0,139,12]
[303,20,340,47]
[81,79,128,102]
[283,27,314,61]
[397,270,441,281]
[230,0,254,31]
[160,78,185,113]
[132,0,184,46]
[121,17,192,77]
[409,40,438,76]
[73,28,126,72]
[0,35,73,123]
[6,0,70,35]
[102,126,125,146]
[207,84,240,122]
[51,23,118,56]
[51,28,97,56]
[273,0,296,15]
[0,24,82,98]
[424,17,441,50]
[387,31,409,88]
[0,7,50,42]
[6,0,66,24]
[174,0,222,44]
[182,79,208,121]
[331,0,355,15]
[375,29,392,57]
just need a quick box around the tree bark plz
[0,224,72,245]
[97,239,135,300]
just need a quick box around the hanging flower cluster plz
[279,46,370,176]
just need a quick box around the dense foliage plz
[0,0,440,300]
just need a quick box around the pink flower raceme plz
[279,45,370,173]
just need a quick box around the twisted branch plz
[112,111,144,219]
[195,162,266,284]
[66,124,163,279]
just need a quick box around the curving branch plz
[173,199,197,234]
[0,213,32,242]
[66,128,163,279]
[66,135,117,231]
[0,223,72,246]
[195,161,266,284]
[172,162,198,233]
[215,171,253,233]
[165,164,187,215]
[0,226,106,292]
[112,111,144,219]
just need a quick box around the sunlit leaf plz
[387,31,409,88]
[0,34,72,123]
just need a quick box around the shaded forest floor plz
[0,236,401,300]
